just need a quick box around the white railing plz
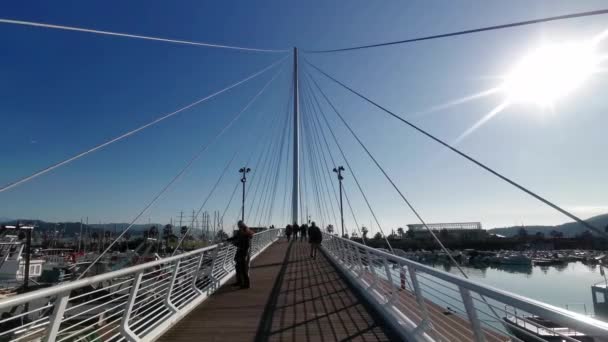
[0,228,282,342]
[321,233,608,342]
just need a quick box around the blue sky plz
[1,1,607,233]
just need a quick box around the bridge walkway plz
[159,239,399,342]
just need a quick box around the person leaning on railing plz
[227,220,254,289]
[308,222,322,259]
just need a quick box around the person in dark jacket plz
[292,223,300,240]
[300,224,308,242]
[227,220,254,289]
[285,224,293,241]
[308,222,322,258]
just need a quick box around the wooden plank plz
[358,271,509,342]
[159,240,398,342]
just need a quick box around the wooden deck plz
[357,273,509,342]
[159,240,400,342]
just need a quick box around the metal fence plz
[0,228,282,342]
[321,233,608,342]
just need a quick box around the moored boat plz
[504,315,594,341]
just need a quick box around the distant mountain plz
[488,213,608,237]
[489,225,555,237]
[557,213,608,236]
[0,217,12,223]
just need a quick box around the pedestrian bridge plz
[1,229,608,342]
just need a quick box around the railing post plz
[382,257,398,305]
[43,292,70,342]
[348,243,358,271]
[346,241,353,265]
[334,238,343,261]
[206,247,220,286]
[342,239,351,268]
[191,253,206,294]
[355,245,364,276]
[324,234,333,254]
[331,235,338,255]
[407,265,432,336]
[120,272,143,342]
[340,239,349,266]
[164,260,181,313]
[221,244,232,273]
[460,287,486,342]
[366,249,378,290]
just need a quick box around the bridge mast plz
[292,47,299,225]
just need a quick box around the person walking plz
[308,222,322,259]
[292,223,300,240]
[227,220,254,289]
[300,224,308,242]
[285,224,293,241]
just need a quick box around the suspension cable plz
[200,98,273,242]
[78,61,286,277]
[305,9,608,53]
[250,110,288,225]
[301,92,340,226]
[245,106,286,220]
[306,66,507,325]
[172,151,238,254]
[307,67,456,260]
[255,107,290,226]
[220,182,240,228]
[304,58,606,237]
[301,83,364,240]
[300,71,392,250]
[0,56,288,195]
[264,89,293,225]
[220,92,286,229]
[302,90,341,209]
[0,18,289,53]
[342,186,363,241]
[229,105,287,228]
[302,100,331,224]
[303,108,334,227]
[306,95,364,241]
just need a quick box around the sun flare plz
[500,40,602,107]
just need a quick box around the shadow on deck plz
[159,239,399,342]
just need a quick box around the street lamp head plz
[333,168,338,173]
[246,168,251,173]
[339,166,345,171]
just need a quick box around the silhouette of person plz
[300,224,308,242]
[285,224,293,241]
[227,220,254,289]
[308,222,323,258]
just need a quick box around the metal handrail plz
[321,232,608,341]
[0,228,282,342]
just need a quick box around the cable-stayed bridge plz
[2,10,608,342]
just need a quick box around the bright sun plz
[500,40,601,107]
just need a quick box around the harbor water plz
[430,261,606,316]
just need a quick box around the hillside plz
[488,213,608,237]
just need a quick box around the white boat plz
[0,235,45,281]
[499,254,532,265]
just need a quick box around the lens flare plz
[500,41,601,107]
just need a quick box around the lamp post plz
[239,167,251,222]
[333,166,345,237]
